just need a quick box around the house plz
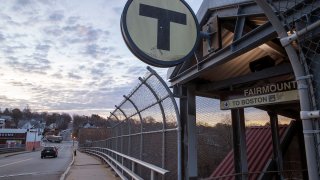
[83,122,96,128]
[0,119,5,129]
[0,116,15,128]
[48,123,57,129]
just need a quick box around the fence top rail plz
[84,147,169,175]
[85,150,139,180]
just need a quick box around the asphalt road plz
[0,141,74,180]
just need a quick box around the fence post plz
[139,76,167,168]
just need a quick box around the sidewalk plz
[66,150,119,180]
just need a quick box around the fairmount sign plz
[121,0,200,67]
[243,81,297,96]
[221,81,299,110]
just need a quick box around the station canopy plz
[168,0,300,119]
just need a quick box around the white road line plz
[0,158,32,168]
[0,171,62,178]
[0,172,34,178]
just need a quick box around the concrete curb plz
[60,149,75,180]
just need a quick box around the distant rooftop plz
[0,129,27,133]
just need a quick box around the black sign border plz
[121,0,200,68]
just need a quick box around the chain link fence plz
[270,0,320,110]
[82,67,180,180]
[196,97,292,178]
[196,97,231,178]
[202,169,307,180]
[255,0,320,178]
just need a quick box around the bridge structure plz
[80,67,181,180]
[80,0,320,179]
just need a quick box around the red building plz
[0,129,26,148]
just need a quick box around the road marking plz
[0,158,32,168]
[0,171,62,178]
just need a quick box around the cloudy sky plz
[0,0,202,117]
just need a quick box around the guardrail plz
[0,147,25,154]
[80,147,169,180]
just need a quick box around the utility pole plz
[32,130,37,151]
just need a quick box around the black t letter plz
[139,4,187,51]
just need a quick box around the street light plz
[32,130,37,151]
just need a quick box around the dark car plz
[41,146,58,158]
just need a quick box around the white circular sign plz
[121,0,200,67]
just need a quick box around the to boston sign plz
[220,81,300,110]
[121,0,199,67]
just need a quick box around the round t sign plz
[121,0,200,67]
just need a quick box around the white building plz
[0,119,5,129]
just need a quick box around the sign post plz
[121,0,200,67]
[221,81,299,110]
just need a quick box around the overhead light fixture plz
[249,56,275,72]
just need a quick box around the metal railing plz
[81,147,169,180]
[81,67,181,180]
[0,146,25,154]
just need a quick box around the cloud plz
[36,44,50,51]
[84,44,114,58]
[67,16,80,25]
[48,11,64,21]
[126,66,146,76]
[6,57,51,74]
[68,72,82,80]
[0,13,20,26]
[0,13,12,21]
[43,26,64,36]
[0,34,5,42]
[34,44,51,59]
[0,44,27,54]
[0,0,162,117]
[7,33,28,39]
[90,66,106,77]
[51,72,63,79]
[98,78,117,87]
[62,25,109,44]
[12,0,31,11]
[9,81,33,87]
[113,7,123,15]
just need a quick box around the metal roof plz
[0,129,27,133]
[166,1,299,118]
[210,125,288,179]
[196,0,253,21]
[168,1,289,86]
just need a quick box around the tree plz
[3,108,10,116]
[58,113,72,130]
[23,105,32,119]
[215,115,233,150]
[12,108,22,127]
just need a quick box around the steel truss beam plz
[170,22,277,85]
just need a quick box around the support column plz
[231,108,248,180]
[180,85,197,179]
[268,111,284,180]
